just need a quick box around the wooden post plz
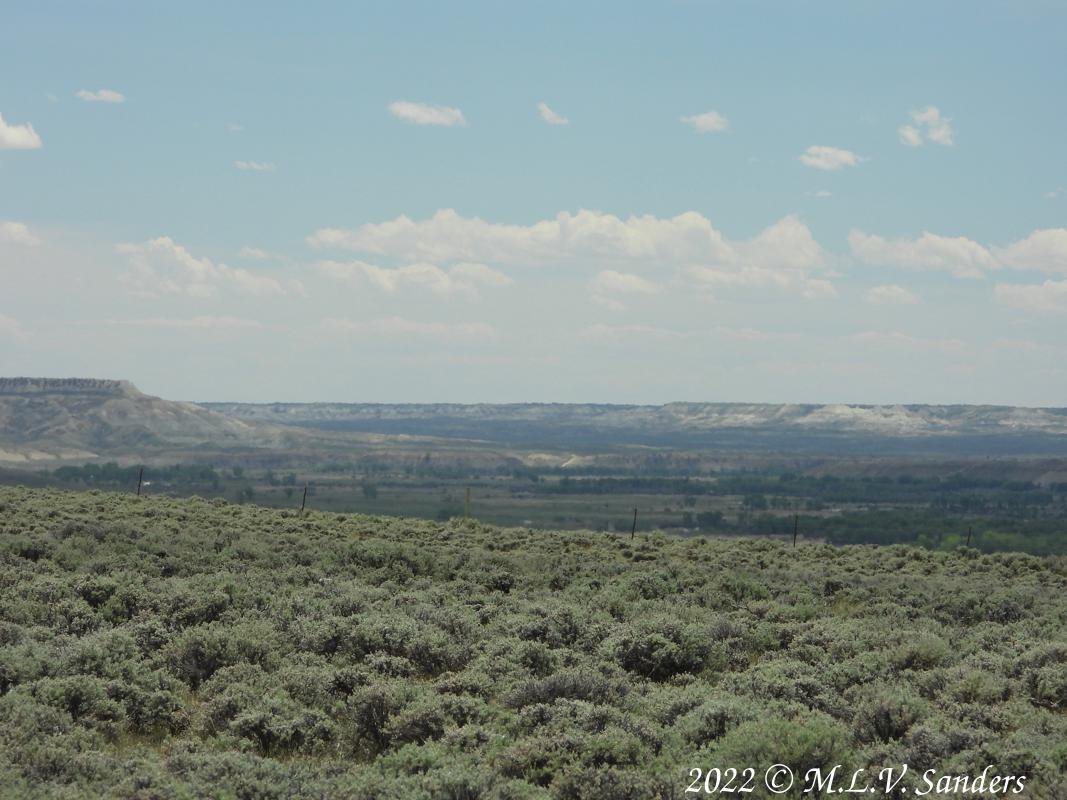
[630,507,638,540]
[300,483,308,513]
[792,514,799,548]
[965,526,972,547]
[136,467,144,497]
[464,487,471,519]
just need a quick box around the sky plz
[1,0,1065,405]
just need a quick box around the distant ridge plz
[204,399,1067,455]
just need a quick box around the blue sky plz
[1,1,1065,404]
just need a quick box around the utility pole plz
[630,507,638,540]
[300,483,308,513]
[136,467,144,497]
[792,514,799,548]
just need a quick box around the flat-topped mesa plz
[0,377,140,397]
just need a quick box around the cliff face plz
[0,378,277,462]
[0,378,137,396]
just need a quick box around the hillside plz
[0,487,1063,798]
[204,400,1067,454]
[0,379,464,467]
[0,378,283,462]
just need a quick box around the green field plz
[0,486,1064,798]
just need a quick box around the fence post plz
[630,507,638,540]
[136,467,144,497]
[465,487,471,519]
[965,526,972,547]
[300,483,308,513]
[792,513,798,548]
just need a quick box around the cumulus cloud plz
[537,102,568,125]
[0,221,41,246]
[388,100,466,127]
[680,110,729,133]
[898,125,923,147]
[322,316,493,341]
[318,259,511,297]
[76,88,125,103]
[310,209,833,299]
[117,237,287,298]
[799,145,865,171]
[0,113,43,150]
[311,209,736,267]
[899,105,954,147]
[865,284,920,305]
[234,160,275,171]
[851,227,1067,278]
[849,230,998,279]
[588,270,659,311]
[685,265,837,299]
[994,228,1067,275]
[684,215,835,299]
[995,280,1067,313]
[238,246,272,260]
[589,270,658,296]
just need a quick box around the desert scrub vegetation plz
[0,486,1064,799]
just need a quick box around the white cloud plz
[589,270,659,296]
[995,280,1067,313]
[995,228,1067,275]
[99,316,264,330]
[681,110,729,133]
[238,246,272,260]
[322,316,493,340]
[310,209,832,299]
[589,270,659,311]
[903,105,954,146]
[0,113,43,150]
[117,237,287,298]
[537,102,568,126]
[851,227,1067,279]
[311,209,737,267]
[849,230,998,279]
[234,160,276,171]
[388,100,466,127]
[76,88,125,103]
[898,125,924,147]
[740,214,825,270]
[0,221,41,246]
[1045,187,1064,199]
[808,190,832,198]
[685,265,837,299]
[865,284,920,305]
[227,122,245,133]
[799,145,865,171]
[318,259,511,297]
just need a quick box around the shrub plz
[852,686,927,743]
[605,618,711,681]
